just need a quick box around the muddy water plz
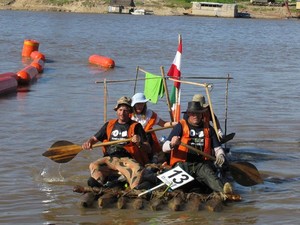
[0,10,299,224]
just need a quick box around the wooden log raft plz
[73,184,241,212]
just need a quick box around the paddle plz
[42,139,131,164]
[43,125,174,164]
[220,132,235,144]
[180,142,263,187]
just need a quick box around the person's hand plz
[170,136,180,148]
[131,134,141,147]
[82,140,92,150]
[218,129,224,139]
[82,136,97,150]
[215,153,225,167]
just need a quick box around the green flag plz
[144,72,165,104]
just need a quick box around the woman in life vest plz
[131,92,177,163]
[162,101,233,198]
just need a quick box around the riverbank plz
[0,0,299,19]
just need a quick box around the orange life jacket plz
[169,118,212,166]
[144,111,162,154]
[102,119,149,166]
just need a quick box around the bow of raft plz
[74,185,241,212]
[73,164,242,212]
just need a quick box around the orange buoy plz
[17,65,39,84]
[0,73,18,95]
[89,54,115,68]
[30,58,45,73]
[22,39,39,57]
[30,51,45,61]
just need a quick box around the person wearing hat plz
[82,96,151,189]
[162,101,233,198]
[131,92,177,163]
[192,94,223,137]
[191,94,235,144]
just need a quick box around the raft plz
[73,163,241,212]
[74,183,241,212]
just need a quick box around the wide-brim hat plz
[192,94,209,108]
[182,101,208,114]
[131,92,149,107]
[114,96,132,111]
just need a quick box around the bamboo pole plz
[133,66,139,94]
[224,74,230,136]
[168,78,212,88]
[104,78,107,123]
[205,85,219,141]
[95,76,231,84]
[160,66,174,122]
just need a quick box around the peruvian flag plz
[167,34,182,122]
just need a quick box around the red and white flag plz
[167,34,182,122]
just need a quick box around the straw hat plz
[114,96,132,111]
[192,94,209,107]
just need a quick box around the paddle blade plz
[42,140,83,163]
[229,162,263,187]
[220,133,235,144]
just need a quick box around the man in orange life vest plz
[162,101,232,196]
[82,96,151,189]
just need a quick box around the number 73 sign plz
[157,166,194,190]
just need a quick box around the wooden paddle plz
[180,142,263,187]
[43,125,174,164]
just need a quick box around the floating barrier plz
[22,39,39,57]
[30,58,45,73]
[30,51,45,61]
[89,54,115,68]
[17,65,39,84]
[0,73,18,95]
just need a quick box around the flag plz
[167,35,182,122]
[144,72,164,104]
[167,35,182,89]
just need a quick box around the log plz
[168,195,183,211]
[98,193,118,209]
[185,193,205,211]
[80,192,96,208]
[132,198,144,210]
[205,198,223,212]
[149,198,165,211]
[117,196,127,209]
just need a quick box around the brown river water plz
[0,10,300,224]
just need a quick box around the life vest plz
[103,119,149,166]
[144,111,162,154]
[169,118,212,166]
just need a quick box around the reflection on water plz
[1,10,300,225]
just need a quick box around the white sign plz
[157,166,194,190]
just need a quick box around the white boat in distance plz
[131,9,153,15]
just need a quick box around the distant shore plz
[0,0,299,19]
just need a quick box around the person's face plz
[134,103,145,114]
[116,105,131,123]
[187,112,203,126]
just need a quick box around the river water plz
[0,10,300,224]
